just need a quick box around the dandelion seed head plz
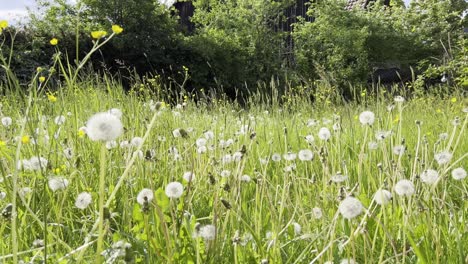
[1,117,12,127]
[54,115,66,125]
[137,188,154,205]
[451,167,466,180]
[331,173,348,183]
[0,192,6,200]
[63,147,73,159]
[199,224,216,240]
[196,138,207,147]
[394,179,415,196]
[75,192,92,209]
[338,197,363,219]
[183,171,195,182]
[318,127,331,141]
[305,135,315,144]
[241,174,251,182]
[220,170,231,178]
[165,181,184,198]
[108,108,123,119]
[439,133,448,140]
[434,151,452,165]
[394,96,405,103]
[340,259,358,264]
[292,222,301,235]
[26,156,48,171]
[359,111,375,125]
[283,152,297,161]
[312,207,323,219]
[105,140,117,149]
[86,112,123,141]
[393,145,405,156]
[420,169,439,184]
[271,153,281,162]
[298,149,314,161]
[373,189,392,205]
[48,177,69,192]
[130,137,144,147]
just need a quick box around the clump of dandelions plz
[165,182,184,198]
[75,192,92,209]
[394,179,415,196]
[373,189,392,205]
[420,169,439,184]
[451,167,466,180]
[86,112,123,141]
[359,111,375,125]
[338,197,363,219]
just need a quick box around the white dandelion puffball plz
[305,135,315,144]
[331,173,348,183]
[368,141,378,150]
[108,108,123,119]
[340,259,358,264]
[165,181,184,198]
[220,170,231,178]
[394,96,405,103]
[283,152,297,161]
[241,174,251,182]
[137,188,154,205]
[373,189,392,205]
[1,117,12,127]
[452,167,467,180]
[420,169,439,184]
[172,129,181,138]
[48,177,69,192]
[106,140,118,149]
[339,197,363,219]
[199,224,216,241]
[26,156,48,171]
[375,130,391,141]
[0,192,7,200]
[196,138,207,147]
[75,192,92,209]
[131,137,144,147]
[394,179,415,196]
[312,207,323,219]
[318,127,331,141]
[54,115,66,125]
[393,145,405,156]
[86,112,123,141]
[359,111,375,125]
[298,149,314,161]
[204,130,215,140]
[292,222,301,235]
[63,147,73,159]
[434,151,452,165]
[183,171,195,182]
[271,153,281,162]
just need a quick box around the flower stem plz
[96,144,107,263]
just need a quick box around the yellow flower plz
[54,168,61,174]
[91,30,107,39]
[112,25,123,34]
[0,20,7,29]
[47,93,57,102]
[78,129,85,138]
[393,115,400,123]
[0,140,6,147]
[21,136,30,144]
[450,97,457,103]
[50,38,58,46]
[39,76,46,83]
[37,67,43,73]
[436,109,442,113]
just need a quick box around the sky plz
[1,0,412,24]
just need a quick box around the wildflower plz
[394,179,415,196]
[47,93,57,102]
[312,207,323,219]
[75,192,92,209]
[232,151,243,162]
[393,145,405,156]
[340,259,358,264]
[305,135,315,144]
[0,140,5,148]
[39,76,46,83]
[394,96,405,103]
[204,130,215,140]
[54,115,66,125]
[183,171,195,182]
[331,172,348,183]
[78,127,87,138]
[338,197,363,219]
[26,156,48,171]
[451,167,466,180]
[373,189,392,205]
[63,147,73,159]
[450,97,457,103]
[298,149,314,161]
[50,38,58,45]
[0,192,6,200]
[439,133,448,140]
[222,154,233,164]
[0,20,7,29]
[165,181,183,198]
[375,130,391,141]
[283,152,297,161]
[172,129,181,138]
[241,174,251,182]
[420,169,439,184]
[19,187,32,197]
[220,170,231,178]
[91,30,107,39]
[1,117,12,127]
[359,111,375,125]
[434,151,452,165]
[199,224,216,240]
[137,188,154,205]
[48,177,69,192]
[452,117,460,126]
[368,141,378,150]
[197,146,207,153]
[130,137,144,147]
[196,138,207,147]
[120,140,131,148]
[292,222,301,235]
[105,140,117,149]
[108,108,123,119]
[271,153,281,162]
[318,127,331,141]
[112,25,124,34]
[86,112,123,141]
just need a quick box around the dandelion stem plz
[96,144,107,264]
